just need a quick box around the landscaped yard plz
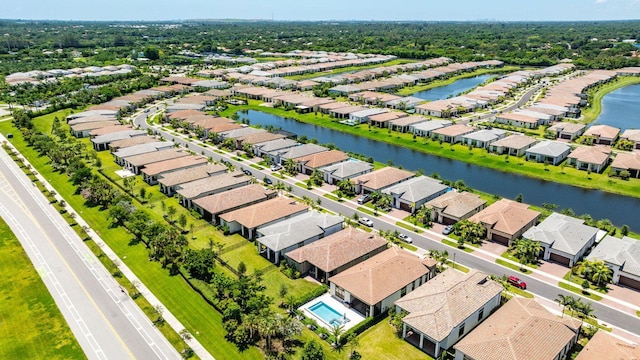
[500,250,539,269]
[357,320,433,360]
[558,282,603,301]
[0,218,86,360]
[562,270,609,294]
[495,258,532,274]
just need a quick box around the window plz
[335,286,345,300]
[478,308,484,321]
[458,323,465,337]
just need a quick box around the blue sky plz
[3,0,640,21]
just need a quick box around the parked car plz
[442,225,454,235]
[358,217,373,227]
[507,276,527,290]
[357,194,370,204]
[398,233,413,243]
[264,177,272,185]
[270,164,282,171]
[243,169,252,176]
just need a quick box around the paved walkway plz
[8,141,214,360]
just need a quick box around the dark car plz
[264,177,272,185]
[508,275,527,290]
[243,169,252,176]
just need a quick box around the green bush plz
[294,285,328,308]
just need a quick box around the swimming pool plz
[308,301,348,328]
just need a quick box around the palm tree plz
[336,178,355,196]
[259,314,278,351]
[284,158,297,175]
[415,206,432,226]
[555,294,576,318]
[429,249,449,273]
[330,324,345,349]
[590,261,612,287]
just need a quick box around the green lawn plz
[500,250,539,269]
[395,221,424,234]
[357,320,433,360]
[442,238,474,253]
[558,282,603,301]
[0,218,86,360]
[495,258,532,274]
[562,270,609,294]
[219,102,640,199]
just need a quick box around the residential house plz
[584,125,620,145]
[587,235,640,291]
[522,213,599,267]
[112,142,174,166]
[70,120,119,138]
[495,112,540,129]
[525,141,572,165]
[461,129,507,149]
[235,131,286,150]
[219,197,309,240]
[91,130,146,151]
[395,269,503,358]
[122,149,189,175]
[253,138,298,158]
[611,152,640,178]
[269,143,327,165]
[329,248,437,317]
[330,105,367,119]
[351,167,415,195]
[320,160,374,185]
[454,298,581,360]
[158,163,227,196]
[349,108,389,124]
[256,211,344,264]
[425,192,487,225]
[469,199,540,246]
[295,150,349,175]
[385,96,424,110]
[108,136,158,151]
[141,156,208,185]
[388,116,429,133]
[176,171,251,208]
[368,112,407,128]
[383,176,448,213]
[285,228,388,283]
[566,146,611,173]
[410,120,452,138]
[192,184,277,224]
[547,122,586,140]
[488,135,537,157]
[431,124,476,144]
[620,129,640,150]
[575,330,640,360]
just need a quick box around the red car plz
[508,276,527,290]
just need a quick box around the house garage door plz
[549,253,571,266]
[560,134,572,140]
[491,233,510,246]
[442,217,457,225]
[619,276,640,291]
[599,139,612,145]
[400,202,412,212]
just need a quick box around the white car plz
[270,164,282,171]
[358,217,374,227]
[398,233,413,243]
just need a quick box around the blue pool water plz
[309,301,347,327]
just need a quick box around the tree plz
[454,219,486,245]
[284,158,297,175]
[237,261,247,277]
[555,294,576,318]
[415,206,432,226]
[510,238,542,268]
[167,205,177,223]
[310,169,324,186]
[621,224,630,236]
[330,324,345,349]
[429,249,449,273]
[336,178,355,197]
[178,213,188,230]
[144,46,160,60]
[515,193,523,203]
[301,340,325,360]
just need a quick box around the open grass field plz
[0,218,86,360]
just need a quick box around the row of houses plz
[5,64,137,86]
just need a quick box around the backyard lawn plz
[0,218,86,360]
[357,320,433,360]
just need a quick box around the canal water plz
[591,84,640,131]
[243,110,640,230]
[410,75,493,101]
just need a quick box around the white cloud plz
[595,0,607,3]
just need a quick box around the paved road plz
[135,106,640,338]
[0,139,180,360]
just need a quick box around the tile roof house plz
[352,167,415,194]
[584,124,620,145]
[488,135,537,157]
[320,159,374,185]
[91,130,147,151]
[383,176,448,213]
[158,163,228,196]
[70,120,119,138]
[425,191,487,225]
[395,269,503,358]
[431,124,477,144]
[495,112,541,129]
[620,129,640,150]
[461,129,507,149]
[587,235,640,291]
[269,143,328,165]
[219,197,309,240]
[611,152,640,179]
[468,199,540,246]
[574,326,640,360]
[388,116,429,133]
[123,149,190,175]
[410,120,453,138]
[108,136,158,151]
[192,184,277,224]
[256,211,344,264]
[525,141,572,165]
[112,141,175,165]
[566,146,611,173]
[329,247,437,317]
[234,131,286,149]
[285,228,388,283]
[547,122,586,141]
[523,213,599,267]
[453,298,581,360]
[141,156,209,185]
[294,150,349,175]
[253,138,298,158]
[176,171,251,208]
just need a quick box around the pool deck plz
[298,293,365,331]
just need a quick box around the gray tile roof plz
[462,129,507,142]
[91,130,146,144]
[176,171,250,199]
[525,140,571,157]
[277,143,328,160]
[587,236,640,277]
[522,213,598,255]
[257,211,344,252]
[383,176,447,203]
[320,159,373,178]
[254,138,298,152]
[112,142,172,159]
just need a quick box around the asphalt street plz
[135,106,640,337]
[0,137,180,360]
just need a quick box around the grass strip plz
[495,258,532,274]
[442,238,474,253]
[558,282,603,301]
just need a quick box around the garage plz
[491,233,510,246]
[560,134,572,140]
[618,276,640,291]
[549,252,571,266]
[442,216,457,225]
[599,139,612,145]
[399,202,412,212]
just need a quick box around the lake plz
[410,75,493,101]
[591,84,640,131]
[243,110,640,231]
